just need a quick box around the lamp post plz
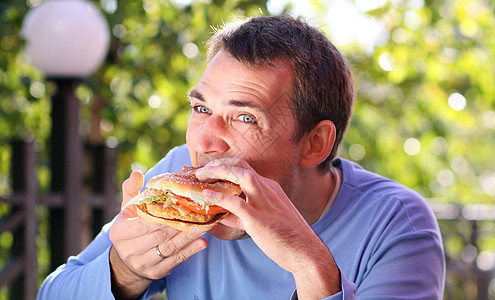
[22,0,110,270]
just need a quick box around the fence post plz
[9,141,37,300]
[87,144,118,238]
[103,146,118,224]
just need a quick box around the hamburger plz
[134,166,242,231]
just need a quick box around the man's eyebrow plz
[188,89,205,102]
[188,88,263,111]
[228,99,263,111]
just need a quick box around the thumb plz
[121,170,144,209]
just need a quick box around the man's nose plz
[194,115,230,155]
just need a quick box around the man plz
[38,15,445,299]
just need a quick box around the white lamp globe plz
[22,0,110,78]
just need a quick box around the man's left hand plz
[196,158,341,297]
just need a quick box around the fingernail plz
[198,240,208,251]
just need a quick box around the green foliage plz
[86,0,271,183]
[0,0,272,295]
[333,0,495,206]
[1,0,494,299]
[7,0,492,205]
[1,0,273,193]
[327,2,495,298]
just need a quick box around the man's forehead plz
[189,50,294,110]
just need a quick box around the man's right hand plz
[109,170,208,299]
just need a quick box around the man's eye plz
[239,114,257,124]
[194,105,210,114]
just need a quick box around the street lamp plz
[22,0,109,78]
[21,0,110,269]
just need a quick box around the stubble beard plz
[210,224,250,240]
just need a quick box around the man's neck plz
[292,166,342,225]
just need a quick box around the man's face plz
[185,50,303,239]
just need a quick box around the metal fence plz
[0,140,118,299]
[431,204,495,300]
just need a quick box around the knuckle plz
[119,250,132,263]
[109,220,128,241]
[243,170,257,186]
[229,157,242,165]
[132,260,147,275]
[174,251,189,264]
[152,230,166,244]
[122,178,130,191]
[147,268,165,280]
[162,241,177,256]
[230,199,244,212]
[265,177,278,187]
[109,228,117,242]
[137,225,150,236]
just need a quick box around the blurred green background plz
[1,0,494,299]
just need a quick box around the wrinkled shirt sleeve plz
[290,270,357,300]
[289,230,443,300]
[355,230,445,299]
[37,221,115,299]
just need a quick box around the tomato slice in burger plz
[175,196,228,215]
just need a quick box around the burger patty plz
[141,202,216,223]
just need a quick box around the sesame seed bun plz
[136,166,241,231]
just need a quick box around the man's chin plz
[210,224,249,240]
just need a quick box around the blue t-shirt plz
[38,144,445,299]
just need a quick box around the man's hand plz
[109,171,208,299]
[196,158,341,299]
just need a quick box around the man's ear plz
[299,120,336,168]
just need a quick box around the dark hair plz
[207,15,355,173]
